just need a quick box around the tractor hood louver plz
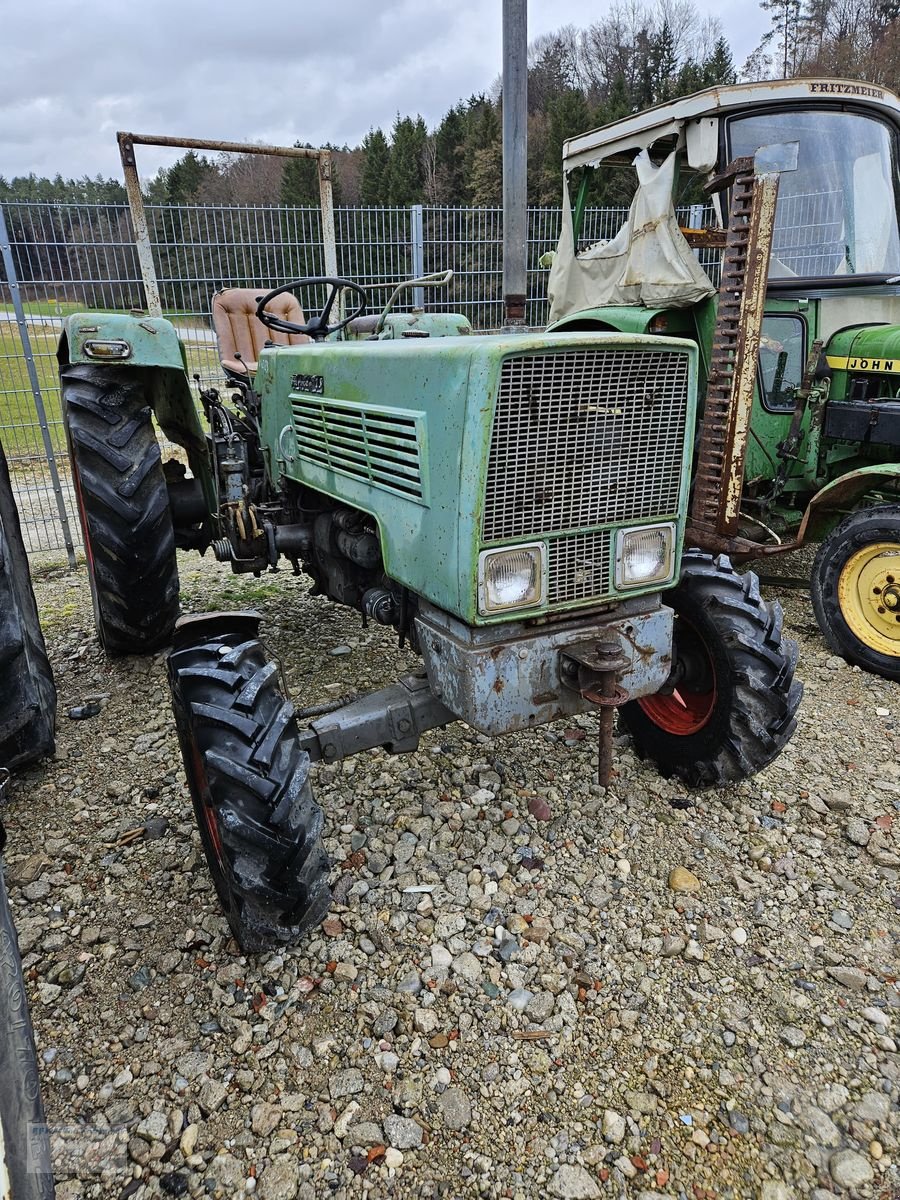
[291,395,425,501]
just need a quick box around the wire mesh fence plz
[0,198,717,556]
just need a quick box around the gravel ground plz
[3,551,899,1200]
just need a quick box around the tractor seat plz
[211,287,311,375]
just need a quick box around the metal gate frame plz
[117,131,339,317]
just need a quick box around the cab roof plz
[562,78,900,174]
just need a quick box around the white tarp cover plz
[548,149,716,321]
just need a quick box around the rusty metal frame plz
[720,170,780,533]
[687,158,781,554]
[116,132,338,318]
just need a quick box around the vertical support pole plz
[0,204,77,568]
[410,204,425,308]
[117,133,163,317]
[317,149,341,319]
[502,0,528,328]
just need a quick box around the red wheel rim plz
[638,684,716,734]
[190,740,223,859]
[72,460,95,573]
[637,615,717,735]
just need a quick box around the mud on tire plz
[618,551,802,789]
[61,363,178,655]
[0,441,55,769]
[168,630,331,951]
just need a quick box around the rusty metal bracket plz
[562,640,630,789]
[581,685,629,707]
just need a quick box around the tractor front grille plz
[483,349,691,605]
[547,530,614,604]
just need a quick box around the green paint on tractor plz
[256,331,698,625]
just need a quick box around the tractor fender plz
[57,312,189,372]
[58,313,215,511]
[799,464,900,541]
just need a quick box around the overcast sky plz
[1,0,764,182]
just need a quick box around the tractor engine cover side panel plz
[415,603,673,735]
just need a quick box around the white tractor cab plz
[548,79,900,681]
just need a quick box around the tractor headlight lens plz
[478,543,544,614]
[615,524,675,589]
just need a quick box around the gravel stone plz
[852,1091,890,1123]
[602,1109,626,1144]
[384,1114,423,1149]
[829,1150,874,1189]
[668,866,701,892]
[251,1101,281,1136]
[439,1086,472,1130]
[329,1068,364,1100]
[198,1079,227,1113]
[826,966,867,990]
[845,817,870,846]
[257,1158,300,1200]
[549,1164,601,1198]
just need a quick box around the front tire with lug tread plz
[811,505,900,680]
[168,631,331,951]
[61,363,179,655]
[618,550,802,788]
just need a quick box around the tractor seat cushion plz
[212,288,310,374]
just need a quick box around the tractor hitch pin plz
[580,641,629,789]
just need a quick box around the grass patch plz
[0,322,66,455]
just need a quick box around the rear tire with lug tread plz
[811,505,900,681]
[0,858,56,1198]
[168,631,331,951]
[0,440,56,769]
[61,363,178,655]
[618,550,802,788]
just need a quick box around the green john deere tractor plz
[548,77,900,682]
[57,264,802,948]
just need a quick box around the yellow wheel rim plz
[838,542,900,657]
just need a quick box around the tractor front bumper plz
[415,598,674,736]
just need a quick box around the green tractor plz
[548,77,900,681]
[57,269,802,949]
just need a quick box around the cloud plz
[1,0,761,181]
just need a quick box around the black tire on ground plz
[811,505,900,681]
[0,857,56,1198]
[167,632,331,951]
[0,441,56,770]
[618,550,803,789]
[61,363,179,655]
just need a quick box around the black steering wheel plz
[255,277,368,341]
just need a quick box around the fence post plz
[410,205,425,308]
[0,204,77,568]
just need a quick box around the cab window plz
[759,315,806,411]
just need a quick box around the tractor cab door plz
[744,307,811,487]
